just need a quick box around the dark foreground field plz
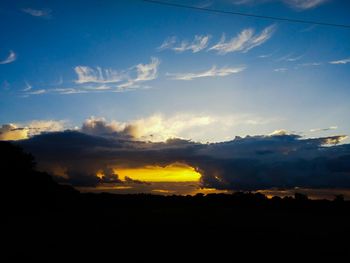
[3,141,350,261]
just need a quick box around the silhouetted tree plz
[294,192,309,201]
[334,194,345,202]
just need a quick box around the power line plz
[141,0,350,29]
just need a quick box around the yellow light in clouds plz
[116,163,201,182]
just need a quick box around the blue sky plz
[1,0,350,143]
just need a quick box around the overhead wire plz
[140,0,350,29]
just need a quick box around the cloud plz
[158,36,177,50]
[159,35,211,53]
[329,58,350,65]
[0,120,66,141]
[0,51,16,65]
[78,114,218,142]
[2,112,271,144]
[310,126,338,132]
[284,0,328,10]
[22,8,52,18]
[299,62,323,67]
[231,0,328,10]
[0,124,28,141]
[24,58,160,96]
[124,176,151,185]
[81,117,136,139]
[258,52,274,58]
[286,55,304,62]
[74,66,125,84]
[167,65,245,80]
[27,89,47,95]
[274,68,288,72]
[134,57,160,82]
[231,0,258,4]
[17,127,350,190]
[276,53,304,62]
[22,82,32,92]
[76,57,160,90]
[208,25,276,54]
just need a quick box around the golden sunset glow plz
[115,163,201,182]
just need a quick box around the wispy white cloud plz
[196,1,213,8]
[208,25,276,54]
[277,53,304,62]
[310,126,337,132]
[258,51,275,58]
[158,36,177,50]
[286,55,304,62]
[231,0,260,5]
[27,89,47,95]
[174,35,211,53]
[159,35,210,53]
[329,58,350,65]
[299,62,323,67]
[118,57,160,88]
[74,66,125,84]
[167,65,245,80]
[22,82,32,91]
[75,57,159,89]
[243,25,276,52]
[232,0,328,10]
[24,58,160,96]
[274,68,288,72]
[0,50,16,64]
[22,8,52,18]
[208,30,253,54]
[284,0,328,10]
[52,88,88,95]
[134,57,160,82]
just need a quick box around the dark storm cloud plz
[18,129,350,190]
[18,130,202,186]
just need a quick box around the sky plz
[1,0,350,197]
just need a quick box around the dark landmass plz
[3,141,350,261]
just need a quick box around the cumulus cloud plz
[93,113,268,142]
[1,113,272,143]
[0,124,28,141]
[208,25,276,54]
[159,35,211,53]
[22,8,52,18]
[0,51,16,65]
[329,58,350,65]
[0,120,66,141]
[81,117,137,139]
[18,128,350,191]
[167,65,245,80]
[79,114,217,142]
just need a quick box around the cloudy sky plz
[1,0,350,197]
